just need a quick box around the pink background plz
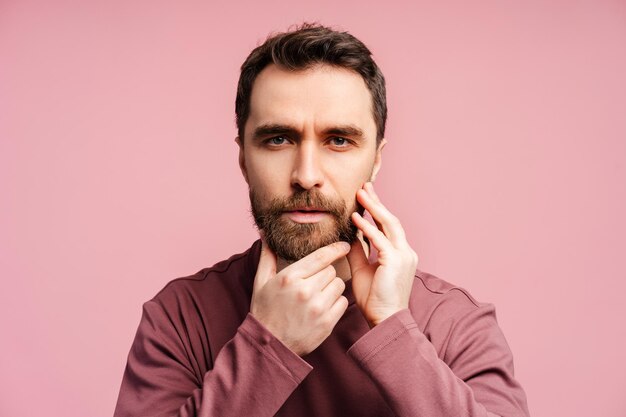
[1,1,625,416]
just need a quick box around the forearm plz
[347,308,529,417]
[187,314,311,416]
[114,303,312,417]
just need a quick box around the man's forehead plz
[252,65,369,101]
[246,72,376,141]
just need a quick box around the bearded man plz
[114,23,530,417]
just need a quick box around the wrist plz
[367,307,403,328]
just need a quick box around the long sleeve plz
[347,305,530,417]
[113,301,312,417]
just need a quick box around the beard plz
[249,187,363,262]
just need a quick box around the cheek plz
[245,153,291,191]
[331,158,375,205]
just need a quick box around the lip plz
[283,209,329,223]
[288,206,326,212]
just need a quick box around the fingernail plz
[337,241,350,251]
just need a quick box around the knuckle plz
[401,248,418,265]
[280,273,293,287]
[404,248,417,263]
[309,302,323,318]
[297,287,311,301]
[412,251,419,264]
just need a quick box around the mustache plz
[265,190,347,218]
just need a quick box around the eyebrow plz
[251,123,366,142]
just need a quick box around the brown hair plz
[235,22,387,145]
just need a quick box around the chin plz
[265,221,355,262]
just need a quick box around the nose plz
[290,140,324,191]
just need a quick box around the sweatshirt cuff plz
[239,313,313,384]
[347,308,419,366]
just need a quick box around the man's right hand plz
[250,238,350,357]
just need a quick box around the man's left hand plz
[347,182,419,328]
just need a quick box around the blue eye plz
[268,136,287,145]
[330,137,349,146]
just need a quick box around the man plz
[114,23,530,417]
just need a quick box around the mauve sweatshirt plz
[114,239,529,417]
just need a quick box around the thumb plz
[253,237,277,295]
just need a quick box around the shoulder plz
[133,241,262,371]
[412,268,488,310]
[149,240,261,313]
[411,267,491,313]
[409,268,500,355]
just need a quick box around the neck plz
[275,232,369,282]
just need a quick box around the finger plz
[356,187,407,246]
[367,210,384,231]
[357,182,383,230]
[346,239,369,275]
[325,295,349,324]
[365,181,382,204]
[303,264,337,293]
[318,277,346,309]
[281,241,350,280]
[253,238,277,295]
[351,211,394,253]
[361,183,383,231]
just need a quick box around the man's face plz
[237,63,385,262]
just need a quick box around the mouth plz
[285,207,327,213]
[282,208,329,223]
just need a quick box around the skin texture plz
[251,239,351,356]
[236,63,418,354]
[347,182,419,327]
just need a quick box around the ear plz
[235,136,249,184]
[369,138,387,182]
